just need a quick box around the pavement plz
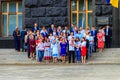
[0,48,120,65]
[0,65,120,80]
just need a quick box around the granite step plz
[0,48,120,65]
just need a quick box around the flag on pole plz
[106,0,110,3]
[110,0,119,8]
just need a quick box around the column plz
[112,7,119,47]
[0,0,1,37]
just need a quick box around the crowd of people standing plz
[13,23,112,64]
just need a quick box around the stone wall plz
[0,0,1,36]
[95,0,113,27]
[24,0,69,28]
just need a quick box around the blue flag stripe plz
[106,0,110,3]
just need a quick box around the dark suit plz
[49,28,54,34]
[31,26,39,32]
[91,30,97,52]
[104,28,112,48]
[41,32,48,37]
[21,30,27,52]
[27,35,30,58]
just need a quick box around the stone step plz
[88,48,120,64]
[0,48,120,65]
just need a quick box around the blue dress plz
[13,30,20,51]
[51,42,59,58]
[60,43,67,56]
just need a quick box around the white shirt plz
[86,35,89,40]
[81,41,86,47]
[106,29,108,36]
[36,43,44,51]
[69,40,75,51]
[75,41,81,51]
[40,30,48,34]
[75,41,81,47]
[49,36,55,43]
[63,30,70,34]
[68,36,74,41]
[87,36,94,44]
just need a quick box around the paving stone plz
[0,65,120,80]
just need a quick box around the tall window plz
[71,0,93,29]
[2,1,22,37]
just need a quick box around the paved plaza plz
[0,65,120,80]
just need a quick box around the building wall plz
[0,0,120,48]
[95,0,120,47]
[0,1,1,37]
[24,0,70,28]
[95,0,113,27]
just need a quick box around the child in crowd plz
[29,34,35,60]
[81,37,87,64]
[51,39,59,63]
[49,33,55,43]
[36,36,41,61]
[36,38,44,64]
[44,38,52,64]
[60,38,68,63]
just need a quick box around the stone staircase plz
[0,48,120,65]
[88,48,120,64]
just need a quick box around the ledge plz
[0,37,14,40]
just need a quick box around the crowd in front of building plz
[13,23,112,64]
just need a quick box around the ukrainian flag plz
[110,0,119,8]
[106,0,110,3]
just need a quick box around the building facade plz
[0,0,119,48]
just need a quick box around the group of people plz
[13,23,112,64]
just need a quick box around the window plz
[2,1,22,37]
[71,0,93,29]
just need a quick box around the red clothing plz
[81,46,87,56]
[29,39,35,53]
[36,39,41,45]
[44,56,52,60]
[97,33,104,48]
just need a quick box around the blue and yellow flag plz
[106,0,110,3]
[110,0,119,8]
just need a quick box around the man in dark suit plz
[70,23,75,32]
[91,26,97,52]
[104,25,112,48]
[21,27,27,52]
[49,24,55,34]
[31,23,39,32]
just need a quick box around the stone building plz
[0,0,119,48]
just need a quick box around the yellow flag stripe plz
[110,0,119,8]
